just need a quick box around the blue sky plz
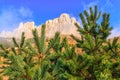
[0,0,120,36]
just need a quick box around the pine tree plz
[71,5,120,80]
[0,5,120,80]
[0,24,61,80]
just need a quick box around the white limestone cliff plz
[45,13,80,38]
[0,13,80,39]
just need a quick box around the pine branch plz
[32,29,41,53]
[20,32,25,48]
[40,24,46,53]
[12,38,19,48]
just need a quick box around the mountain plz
[0,13,80,39]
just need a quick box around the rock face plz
[45,13,80,38]
[0,13,80,39]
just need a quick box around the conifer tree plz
[0,24,61,80]
[71,5,120,79]
[0,5,120,80]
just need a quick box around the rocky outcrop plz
[0,13,80,39]
[45,13,80,38]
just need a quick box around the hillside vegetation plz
[0,6,120,80]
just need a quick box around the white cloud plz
[100,0,113,11]
[19,7,33,18]
[0,6,33,31]
[0,22,35,39]
[83,1,99,10]
[81,0,113,12]
[109,22,120,38]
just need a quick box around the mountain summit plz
[0,13,80,39]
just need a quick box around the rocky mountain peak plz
[44,13,80,38]
[0,13,80,39]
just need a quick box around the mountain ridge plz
[0,13,80,39]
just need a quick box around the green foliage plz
[0,24,59,80]
[0,5,120,80]
[71,5,120,80]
